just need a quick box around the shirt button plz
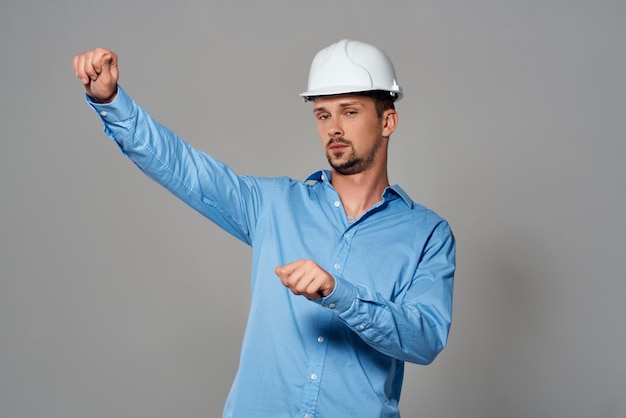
[317,336,324,343]
[311,374,318,380]
[328,303,336,309]
[334,201,340,207]
[344,233,349,238]
[333,264,340,270]
[99,110,108,116]
[358,324,366,330]
[304,414,311,418]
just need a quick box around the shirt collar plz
[304,170,414,208]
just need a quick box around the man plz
[73,39,455,417]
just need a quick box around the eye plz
[316,113,330,120]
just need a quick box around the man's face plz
[313,95,395,176]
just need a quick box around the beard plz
[326,138,382,175]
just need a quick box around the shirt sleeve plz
[320,221,456,365]
[86,86,261,245]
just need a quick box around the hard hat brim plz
[299,85,403,102]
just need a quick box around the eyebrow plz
[313,101,366,113]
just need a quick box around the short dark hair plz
[359,90,396,118]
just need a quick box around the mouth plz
[327,139,351,152]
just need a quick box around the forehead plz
[312,94,375,111]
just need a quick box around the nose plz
[328,123,343,138]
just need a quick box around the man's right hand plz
[72,48,119,103]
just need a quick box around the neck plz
[331,167,390,219]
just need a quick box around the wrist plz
[89,86,118,104]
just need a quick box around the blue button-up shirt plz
[88,87,455,418]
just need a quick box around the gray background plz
[1,1,625,417]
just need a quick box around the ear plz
[381,109,398,137]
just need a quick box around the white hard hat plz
[300,39,403,102]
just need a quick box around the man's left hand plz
[275,259,335,300]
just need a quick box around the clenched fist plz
[275,259,335,300]
[72,48,119,103]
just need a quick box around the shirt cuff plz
[319,275,357,311]
[86,85,134,123]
